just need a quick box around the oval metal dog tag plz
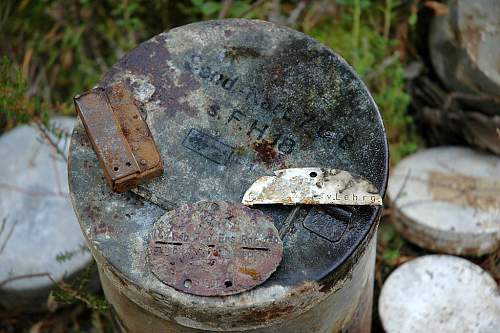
[148,201,283,296]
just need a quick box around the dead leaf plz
[61,50,73,69]
[29,321,44,333]
[425,1,449,16]
[47,290,60,312]
[22,48,33,78]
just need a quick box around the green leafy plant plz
[56,245,90,263]
[0,56,48,132]
[181,0,256,19]
[51,262,109,313]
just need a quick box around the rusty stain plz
[74,82,163,192]
[83,203,102,221]
[83,160,93,169]
[428,171,500,211]
[148,201,283,296]
[238,267,261,280]
[302,198,321,205]
[252,140,278,166]
[67,19,389,332]
[239,305,295,323]
[460,20,482,61]
[93,222,113,236]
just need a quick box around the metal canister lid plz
[388,146,500,256]
[68,19,388,329]
[379,255,500,333]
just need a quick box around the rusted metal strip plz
[74,82,163,192]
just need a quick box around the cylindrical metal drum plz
[68,19,388,332]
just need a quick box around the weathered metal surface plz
[242,168,382,206]
[149,201,283,296]
[68,19,388,332]
[429,0,500,114]
[98,226,377,333]
[379,255,500,333]
[74,82,163,192]
[388,146,500,256]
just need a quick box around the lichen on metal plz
[242,168,382,206]
[74,81,163,192]
[148,201,283,296]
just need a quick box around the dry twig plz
[219,0,233,19]
[239,0,270,18]
[0,272,52,288]
[34,121,69,162]
[0,216,15,256]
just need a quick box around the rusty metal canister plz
[68,19,388,332]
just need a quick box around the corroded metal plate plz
[242,168,382,206]
[74,82,163,192]
[148,201,283,296]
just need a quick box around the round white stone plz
[0,117,91,310]
[388,146,500,256]
[379,255,500,333]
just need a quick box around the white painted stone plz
[379,255,500,333]
[388,146,500,256]
[0,117,92,310]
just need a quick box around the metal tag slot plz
[74,82,163,192]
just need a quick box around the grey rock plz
[0,117,92,311]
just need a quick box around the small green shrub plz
[0,56,49,132]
